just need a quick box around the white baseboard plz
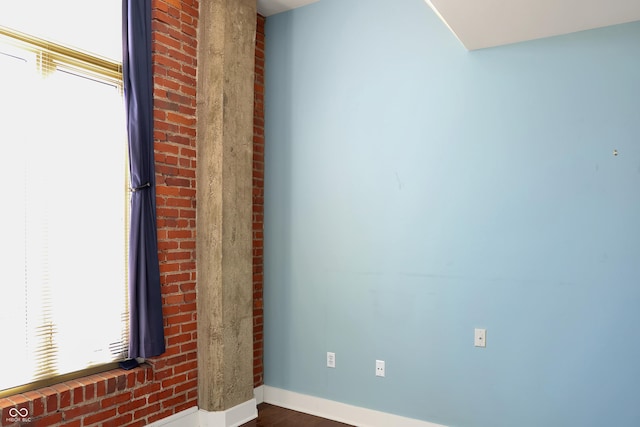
[146,396,258,427]
[262,386,448,427]
[198,398,258,427]
[147,385,442,427]
[147,406,199,427]
[254,385,265,404]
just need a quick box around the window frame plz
[0,25,121,84]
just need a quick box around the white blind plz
[0,26,129,392]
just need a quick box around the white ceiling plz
[257,0,320,17]
[427,0,640,50]
[257,0,640,50]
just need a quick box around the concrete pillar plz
[196,0,257,420]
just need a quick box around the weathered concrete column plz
[196,0,256,419]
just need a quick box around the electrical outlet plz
[327,352,336,368]
[375,360,385,377]
[474,328,486,347]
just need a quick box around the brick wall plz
[149,0,200,420]
[253,14,266,389]
[0,368,165,427]
[0,2,266,426]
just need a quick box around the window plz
[0,22,128,394]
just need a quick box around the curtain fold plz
[123,0,166,358]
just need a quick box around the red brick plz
[84,382,95,401]
[100,391,132,409]
[136,369,146,384]
[161,373,187,389]
[180,302,196,313]
[181,341,197,353]
[106,377,117,395]
[83,407,117,426]
[101,413,133,427]
[63,401,100,420]
[46,393,58,413]
[167,333,191,346]
[181,321,197,333]
[115,397,146,415]
[134,402,161,420]
[133,382,162,399]
[153,367,174,382]
[33,412,63,427]
[148,388,173,405]
[59,390,72,409]
[31,395,46,417]
[174,379,197,395]
[161,394,187,409]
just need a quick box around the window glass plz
[0,16,127,392]
[0,1,121,60]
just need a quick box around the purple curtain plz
[123,0,165,358]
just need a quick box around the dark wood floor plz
[240,403,354,427]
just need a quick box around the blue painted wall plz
[263,1,640,426]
